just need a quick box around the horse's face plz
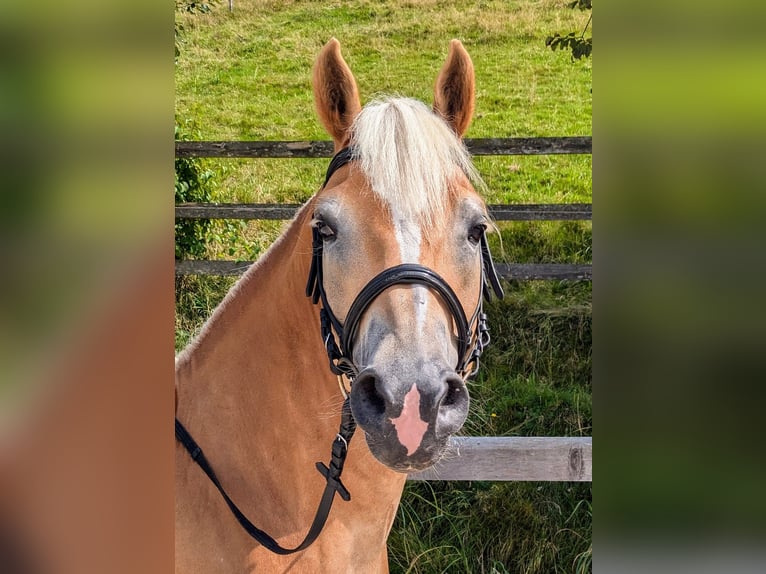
[312,39,487,472]
[314,171,487,471]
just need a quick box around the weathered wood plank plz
[175,202,592,221]
[175,136,592,158]
[175,260,255,276]
[489,203,591,221]
[467,136,592,156]
[175,140,334,158]
[496,263,592,281]
[174,260,591,281]
[175,203,303,220]
[407,437,592,482]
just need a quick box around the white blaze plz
[391,212,427,330]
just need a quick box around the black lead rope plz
[175,147,360,556]
[175,400,356,555]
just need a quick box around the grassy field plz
[176,1,591,572]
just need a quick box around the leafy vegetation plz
[176,0,250,262]
[174,124,215,259]
[175,1,591,572]
[546,0,593,61]
[175,0,218,60]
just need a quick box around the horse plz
[175,38,503,573]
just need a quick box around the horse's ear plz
[433,40,475,138]
[313,38,362,151]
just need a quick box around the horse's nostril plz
[442,385,461,407]
[440,375,467,409]
[354,370,387,417]
[434,374,469,439]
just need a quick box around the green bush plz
[174,124,216,259]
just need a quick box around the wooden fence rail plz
[407,437,592,482]
[175,260,592,281]
[175,202,591,221]
[175,136,591,158]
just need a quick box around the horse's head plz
[309,39,501,472]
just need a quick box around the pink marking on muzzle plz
[390,383,428,456]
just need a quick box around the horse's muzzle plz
[349,366,469,472]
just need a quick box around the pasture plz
[175,1,591,572]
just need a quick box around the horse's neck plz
[175,201,407,558]
[176,201,333,439]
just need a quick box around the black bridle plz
[175,146,503,555]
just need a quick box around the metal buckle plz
[335,433,348,450]
[337,375,350,400]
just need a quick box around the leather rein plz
[175,146,504,554]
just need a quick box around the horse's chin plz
[362,430,450,473]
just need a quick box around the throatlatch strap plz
[480,233,504,301]
[175,399,356,555]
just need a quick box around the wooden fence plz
[175,136,592,282]
[175,136,592,482]
[407,436,591,482]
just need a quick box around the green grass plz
[176,1,591,572]
[389,481,592,574]
[176,0,592,260]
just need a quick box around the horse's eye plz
[468,224,485,245]
[316,222,336,240]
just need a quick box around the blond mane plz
[349,97,483,231]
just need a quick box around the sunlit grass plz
[176,0,591,217]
